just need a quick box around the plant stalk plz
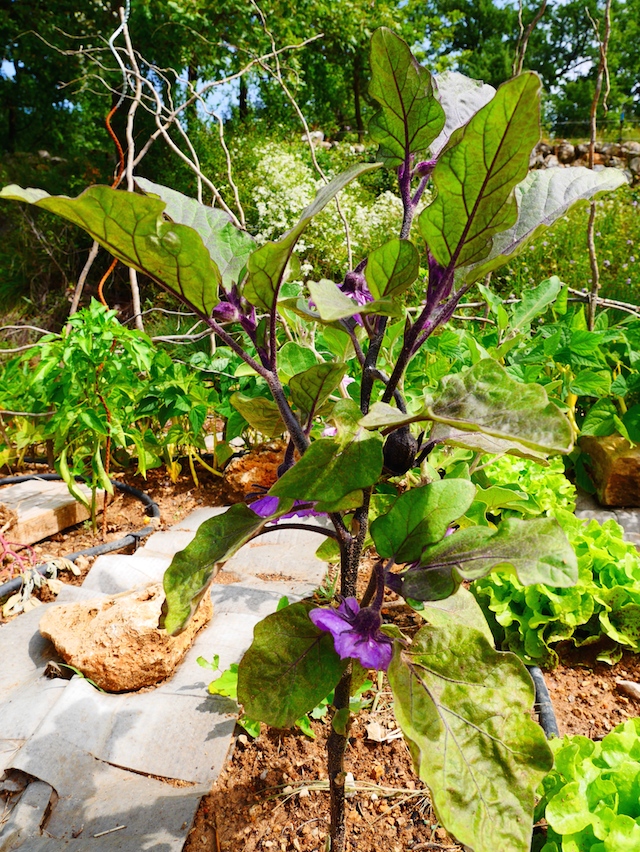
[327,667,352,852]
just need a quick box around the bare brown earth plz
[3,455,640,850]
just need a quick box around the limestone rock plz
[622,141,640,156]
[39,583,212,692]
[629,157,640,176]
[556,140,575,164]
[579,435,640,507]
[223,441,286,501]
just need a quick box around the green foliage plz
[388,619,552,852]
[362,357,574,457]
[3,26,629,852]
[237,601,348,728]
[0,300,151,509]
[134,177,256,289]
[370,479,476,563]
[162,504,282,635]
[473,505,640,668]
[368,27,445,167]
[470,169,628,284]
[245,140,404,281]
[0,300,221,506]
[365,239,420,300]
[269,435,384,512]
[0,185,223,316]
[494,187,640,306]
[420,72,541,272]
[536,718,640,851]
[478,455,577,517]
[199,653,371,740]
[245,162,382,312]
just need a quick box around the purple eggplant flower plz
[249,495,319,520]
[212,299,240,324]
[310,597,394,671]
[211,285,257,335]
[341,269,373,307]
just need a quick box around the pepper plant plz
[1,28,628,852]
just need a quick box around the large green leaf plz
[135,177,255,288]
[412,516,577,589]
[307,279,400,322]
[230,392,286,438]
[467,167,628,283]
[361,361,573,456]
[237,601,347,727]
[419,72,540,270]
[278,341,317,379]
[162,504,273,634]
[388,621,552,852]
[430,71,496,158]
[428,359,574,454]
[244,162,381,311]
[419,585,495,645]
[369,28,445,167]
[371,480,476,563]
[359,401,417,431]
[289,362,347,418]
[428,422,550,463]
[0,184,221,315]
[365,239,420,300]
[269,436,383,505]
[509,275,563,331]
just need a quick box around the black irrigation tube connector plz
[0,474,161,601]
[528,665,559,739]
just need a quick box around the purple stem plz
[253,523,339,541]
[399,156,414,240]
[373,558,390,610]
[412,175,430,208]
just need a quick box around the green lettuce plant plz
[535,718,640,851]
[0,27,627,852]
[473,485,640,667]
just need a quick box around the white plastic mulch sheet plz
[0,508,327,850]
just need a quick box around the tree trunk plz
[186,61,198,132]
[239,75,248,121]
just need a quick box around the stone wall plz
[530,140,640,182]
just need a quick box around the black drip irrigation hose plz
[0,474,161,601]
[528,665,559,738]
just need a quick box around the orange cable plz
[97,103,126,307]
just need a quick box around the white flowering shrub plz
[249,142,405,278]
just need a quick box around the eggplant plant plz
[1,28,628,852]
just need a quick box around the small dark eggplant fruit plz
[383,426,418,475]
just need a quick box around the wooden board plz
[0,480,106,545]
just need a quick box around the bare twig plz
[249,0,354,270]
[120,7,145,331]
[0,324,51,335]
[513,0,547,76]
[69,241,100,317]
[586,0,612,331]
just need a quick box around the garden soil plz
[4,457,640,850]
